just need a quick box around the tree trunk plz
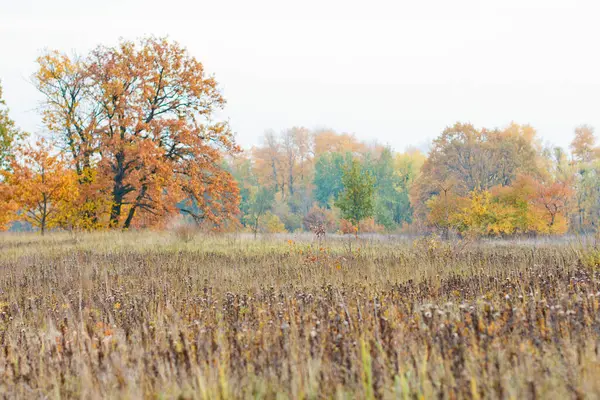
[41,196,47,236]
[253,216,260,239]
[110,195,123,228]
[109,151,126,228]
[123,206,136,230]
[79,161,99,227]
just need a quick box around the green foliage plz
[314,152,352,208]
[262,212,286,233]
[335,159,375,229]
[242,186,275,235]
[229,158,259,220]
[272,199,303,232]
[367,147,412,229]
[0,81,23,171]
[572,160,600,233]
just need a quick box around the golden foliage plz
[1,139,78,233]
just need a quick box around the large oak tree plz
[35,37,240,229]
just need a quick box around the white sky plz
[1,0,599,152]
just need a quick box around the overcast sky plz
[1,0,599,152]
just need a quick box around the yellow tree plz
[313,129,365,157]
[2,140,78,234]
[253,127,314,200]
[34,52,104,228]
[285,126,314,196]
[570,125,597,163]
[424,180,465,237]
[449,177,572,237]
[412,122,544,232]
[490,174,566,235]
[394,148,426,184]
[252,130,285,193]
[449,190,515,236]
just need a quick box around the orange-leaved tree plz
[0,184,18,230]
[2,139,78,234]
[35,37,240,229]
[533,179,573,233]
[0,80,24,229]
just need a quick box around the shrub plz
[303,204,339,232]
[263,212,286,233]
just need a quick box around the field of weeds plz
[1,232,600,399]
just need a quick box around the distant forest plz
[227,122,599,237]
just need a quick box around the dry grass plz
[0,231,599,399]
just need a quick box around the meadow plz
[0,231,599,399]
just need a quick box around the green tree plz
[335,159,375,233]
[243,186,275,238]
[367,147,412,229]
[393,149,426,226]
[568,126,600,232]
[227,155,259,223]
[572,161,600,232]
[313,152,352,208]
[0,80,23,170]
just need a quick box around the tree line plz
[1,36,599,236]
[229,122,599,237]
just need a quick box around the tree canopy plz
[335,159,375,231]
[33,37,240,229]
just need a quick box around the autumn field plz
[0,232,598,399]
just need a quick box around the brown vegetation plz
[0,232,599,398]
